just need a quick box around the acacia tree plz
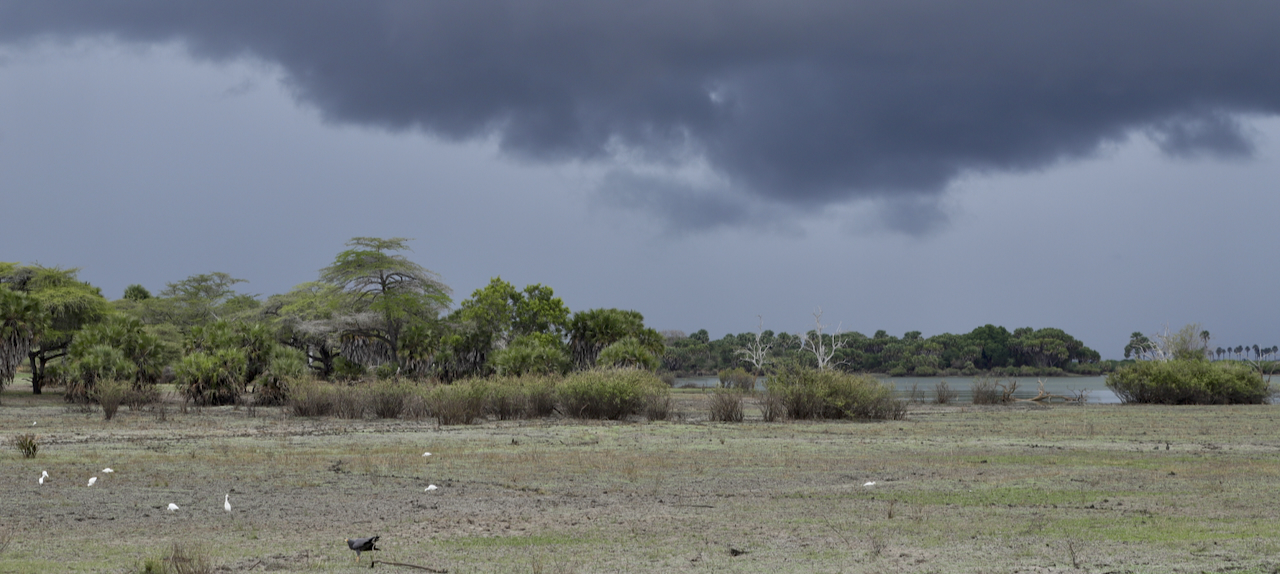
[320,237,452,368]
[0,265,111,393]
[262,281,345,378]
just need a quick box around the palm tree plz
[1,289,44,394]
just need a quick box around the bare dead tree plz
[734,315,771,374]
[799,307,845,370]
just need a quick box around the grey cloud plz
[4,1,1279,232]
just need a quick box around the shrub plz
[708,389,745,422]
[758,391,786,422]
[718,367,756,391]
[66,344,134,402]
[288,380,336,417]
[490,334,572,376]
[596,337,661,371]
[175,350,245,406]
[256,347,308,406]
[426,381,488,425]
[887,366,908,377]
[971,377,1000,405]
[644,392,672,421]
[1106,359,1270,404]
[368,380,412,419]
[10,433,38,458]
[558,368,668,420]
[95,379,129,421]
[933,381,958,404]
[333,384,368,419]
[767,367,905,420]
[914,365,938,377]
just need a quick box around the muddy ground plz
[3,382,1280,573]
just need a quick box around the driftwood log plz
[1010,380,1085,403]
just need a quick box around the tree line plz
[661,312,1108,378]
[0,238,663,402]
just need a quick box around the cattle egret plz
[88,477,97,487]
[345,536,380,559]
[224,494,231,512]
[31,421,36,426]
[422,452,432,457]
[863,481,876,487]
[102,468,114,473]
[39,471,48,485]
[425,484,438,491]
[168,503,179,512]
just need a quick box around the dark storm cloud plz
[4,1,1280,232]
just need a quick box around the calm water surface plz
[674,375,1119,404]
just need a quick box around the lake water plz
[674,375,1119,404]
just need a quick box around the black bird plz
[345,535,380,559]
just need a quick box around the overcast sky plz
[3,2,1279,358]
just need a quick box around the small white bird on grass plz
[422,452,432,457]
[168,503,179,512]
[863,481,876,487]
[425,484,438,491]
[101,468,114,473]
[39,471,48,485]
[87,477,97,487]
[224,494,231,512]
[31,421,37,426]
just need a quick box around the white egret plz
[425,484,438,491]
[102,468,114,473]
[422,452,432,457]
[863,481,876,487]
[39,471,48,485]
[224,494,231,512]
[31,421,36,426]
[88,477,97,487]
[168,503,179,512]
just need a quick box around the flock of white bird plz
[36,450,442,518]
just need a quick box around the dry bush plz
[758,391,785,422]
[288,380,336,417]
[933,380,958,404]
[708,389,745,422]
[645,392,672,421]
[333,384,369,419]
[718,367,756,391]
[523,376,559,417]
[972,377,1017,405]
[427,381,488,425]
[486,378,526,420]
[368,380,411,419]
[10,433,38,458]
[124,385,160,410]
[95,379,128,421]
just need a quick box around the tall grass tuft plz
[708,389,745,422]
[558,368,669,420]
[333,384,368,419]
[10,433,38,458]
[95,379,129,421]
[767,366,906,420]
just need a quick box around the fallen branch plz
[1012,380,1081,403]
[370,559,448,572]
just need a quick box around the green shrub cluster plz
[717,367,756,390]
[766,366,906,420]
[1106,359,1270,405]
[557,368,669,420]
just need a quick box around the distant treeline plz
[661,325,1115,377]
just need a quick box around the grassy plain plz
[3,381,1280,573]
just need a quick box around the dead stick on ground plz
[369,559,448,572]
